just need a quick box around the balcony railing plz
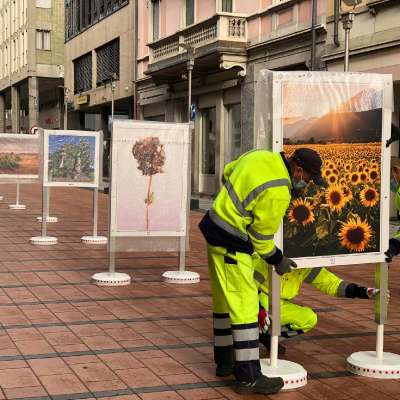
[148,13,247,64]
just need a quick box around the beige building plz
[63,0,135,177]
[0,0,65,133]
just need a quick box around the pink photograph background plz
[114,128,187,233]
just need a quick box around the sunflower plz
[339,178,347,186]
[359,172,368,183]
[360,187,380,207]
[327,174,338,185]
[369,169,379,181]
[358,165,364,173]
[287,199,315,227]
[339,217,372,252]
[329,163,335,169]
[341,185,353,201]
[350,172,359,185]
[323,169,332,178]
[324,160,330,167]
[345,164,351,172]
[333,169,339,175]
[325,185,346,212]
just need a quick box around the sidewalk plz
[0,183,399,400]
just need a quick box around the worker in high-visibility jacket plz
[253,259,379,353]
[199,147,323,395]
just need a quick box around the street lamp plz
[340,0,361,72]
[179,43,195,122]
[58,85,70,129]
[341,11,355,72]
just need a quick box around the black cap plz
[292,148,323,186]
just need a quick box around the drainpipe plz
[310,0,318,70]
[133,0,138,119]
[334,0,340,47]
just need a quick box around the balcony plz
[146,13,248,81]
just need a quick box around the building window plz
[74,52,92,93]
[65,0,129,41]
[225,104,241,163]
[202,107,216,175]
[96,39,119,86]
[186,0,195,26]
[36,30,51,50]
[151,0,160,41]
[222,0,232,12]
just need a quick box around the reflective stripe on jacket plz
[211,150,291,262]
[253,258,347,307]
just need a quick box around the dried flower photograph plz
[282,82,383,257]
[132,137,166,232]
[111,122,189,235]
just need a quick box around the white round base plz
[92,272,131,286]
[260,358,307,390]
[81,236,108,245]
[37,216,58,223]
[30,236,58,245]
[9,204,26,210]
[347,351,400,379]
[162,270,200,284]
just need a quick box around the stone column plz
[11,86,20,133]
[0,93,5,132]
[28,77,39,130]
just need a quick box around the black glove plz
[274,256,297,276]
[385,238,400,263]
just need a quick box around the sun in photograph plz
[287,199,315,227]
[325,185,346,212]
[339,217,372,252]
[360,186,380,207]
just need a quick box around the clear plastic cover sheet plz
[0,133,40,183]
[110,120,191,252]
[255,70,393,268]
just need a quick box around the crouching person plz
[254,258,379,353]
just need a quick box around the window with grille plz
[222,0,232,12]
[36,30,51,50]
[65,0,129,41]
[74,52,92,93]
[96,39,119,86]
[151,0,160,41]
[186,0,195,26]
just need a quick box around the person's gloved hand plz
[385,238,400,262]
[258,306,270,334]
[274,256,297,276]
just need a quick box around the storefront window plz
[202,107,216,175]
[225,103,241,163]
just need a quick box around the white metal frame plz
[271,72,392,268]
[110,120,190,238]
[42,130,101,188]
[0,133,40,182]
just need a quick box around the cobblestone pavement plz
[0,183,399,400]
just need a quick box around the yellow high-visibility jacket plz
[203,150,291,264]
[254,263,349,309]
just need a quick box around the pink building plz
[137,0,327,196]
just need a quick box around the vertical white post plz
[375,262,388,360]
[268,265,281,368]
[16,183,20,205]
[93,188,99,237]
[42,186,48,238]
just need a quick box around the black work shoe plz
[216,364,234,377]
[235,374,284,395]
[259,332,286,355]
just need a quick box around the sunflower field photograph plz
[281,80,384,258]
